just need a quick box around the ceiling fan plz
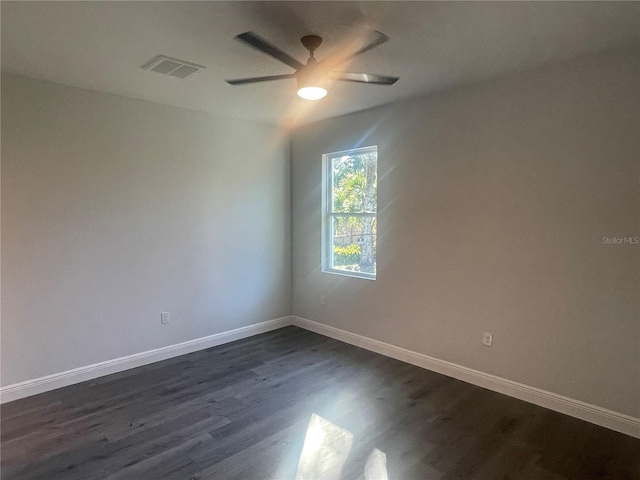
[226,31,399,100]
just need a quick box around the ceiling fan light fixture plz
[296,69,327,100]
[297,86,327,100]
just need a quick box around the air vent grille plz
[141,55,206,79]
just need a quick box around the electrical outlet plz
[320,295,326,305]
[482,332,493,347]
[161,312,170,324]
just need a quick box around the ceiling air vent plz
[141,55,206,79]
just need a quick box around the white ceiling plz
[2,1,639,126]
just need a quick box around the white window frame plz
[322,145,377,280]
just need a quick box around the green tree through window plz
[323,146,377,278]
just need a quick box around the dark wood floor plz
[1,326,638,480]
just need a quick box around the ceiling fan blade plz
[331,72,399,85]
[344,31,389,60]
[235,32,304,71]
[226,74,296,85]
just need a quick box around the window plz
[322,146,377,279]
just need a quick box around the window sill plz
[322,268,376,281]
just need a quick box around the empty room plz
[1,1,639,479]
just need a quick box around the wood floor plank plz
[1,326,638,480]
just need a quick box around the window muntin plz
[323,146,377,279]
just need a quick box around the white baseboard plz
[0,316,293,404]
[292,316,640,439]
[4,315,638,439]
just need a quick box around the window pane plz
[331,150,377,214]
[331,216,376,274]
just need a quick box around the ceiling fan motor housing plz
[296,60,327,91]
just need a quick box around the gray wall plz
[1,74,291,386]
[291,49,639,417]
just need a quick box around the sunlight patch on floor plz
[295,413,353,479]
[294,413,389,480]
